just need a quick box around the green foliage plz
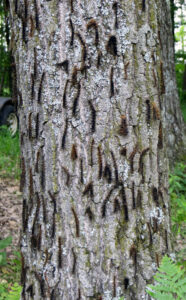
[0,126,20,179]
[0,282,22,300]
[0,237,12,266]
[146,255,186,300]
[169,163,186,236]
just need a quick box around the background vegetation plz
[0,0,185,299]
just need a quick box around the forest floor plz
[0,177,22,255]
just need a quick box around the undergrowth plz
[0,126,20,179]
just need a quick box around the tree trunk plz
[10,1,173,299]
[158,0,186,166]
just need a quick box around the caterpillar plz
[103,164,112,184]
[71,207,80,237]
[97,146,103,179]
[83,182,94,201]
[88,100,96,133]
[80,159,84,184]
[72,82,81,116]
[71,144,78,160]
[38,72,45,103]
[72,248,76,274]
[110,67,114,97]
[112,2,118,29]
[61,118,68,149]
[146,100,151,124]
[69,19,74,46]
[63,79,69,109]
[58,237,62,268]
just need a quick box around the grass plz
[0,126,20,179]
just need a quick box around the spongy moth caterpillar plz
[124,62,130,80]
[113,275,116,297]
[136,190,142,208]
[34,48,37,78]
[29,15,34,37]
[97,50,102,68]
[120,147,127,156]
[110,67,114,97]
[130,245,137,268]
[83,182,94,201]
[61,118,68,149]
[62,166,70,186]
[76,33,86,63]
[90,138,94,166]
[86,19,99,47]
[85,206,94,221]
[31,74,35,100]
[152,102,160,120]
[80,159,84,184]
[72,82,81,116]
[63,80,69,109]
[138,147,149,175]
[71,207,79,237]
[102,186,115,217]
[158,121,163,149]
[132,182,135,209]
[118,115,128,136]
[70,0,74,13]
[37,224,42,250]
[38,72,45,103]
[152,69,157,87]
[56,60,69,74]
[152,187,158,204]
[34,0,39,30]
[110,150,118,184]
[72,248,76,274]
[124,278,129,290]
[146,100,151,124]
[71,66,78,87]
[147,222,153,245]
[97,146,103,179]
[160,61,165,94]
[71,144,78,160]
[58,237,62,268]
[35,149,40,173]
[112,2,118,29]
[48,191,57,214]
[88,100,96,133]
[35,113,39,139]
[103,164,112,184]
[29,168,34,198]
[20,157,26,191]
[106,36,117,56]
[22,199,28,232]
[142,0,145,12]
[120,184,128,221]
[69,19,74,46]
[113,198,120,213]
[28,112,32,140]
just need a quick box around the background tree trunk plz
[9,1,173,299]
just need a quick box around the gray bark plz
[9,1,173,299]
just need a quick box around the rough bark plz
[9,1,173,299]
[157,0,186,166]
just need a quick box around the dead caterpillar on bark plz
[31,74,35,100]
[138,147,149,175]
[72,82,81,116]
[69,19,74,46]
[132,182,135,209]
[22,199,28,232]
[88,100,96,133]
[146,100,151,124]
[120,184,128,221]
[71,144,78,160]
[61,118,68,149]
[38,72,45,103]
[110,67,114,97]
[97,146,103,179]
[106,35,117,56]
[158,121,163,149]
[152,69,157,87]
[86,19,99,47]
[97,50,102,68]
[112,2,118,29]
[29,15,34,37]
[124,278,129,290]
[152,186,159,204]
[152,102,160,120]
[90,138,94,167]
[83,182,94,201]
[136,190,142,208]
[71,207,79,237]
[63,80,69,108]
[85,206,94,221]
[103,164,112,184]
[20,157,26,191]
[71,66,78,86]
[58,237,62,268]
[118,115,128,136]
[72,248,76,274]
[113,198,120,213]
[34,0,39,30]
[110,150,119,184]
[124,62,129,80]
[130,245,137,269]
[56,60,69,74]
[80,159,84,184]
[35,113,39,139]
[142,0,146,12]
[101,186,115,217]
[113,275,116,297]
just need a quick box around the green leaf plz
[0,237,12,250]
